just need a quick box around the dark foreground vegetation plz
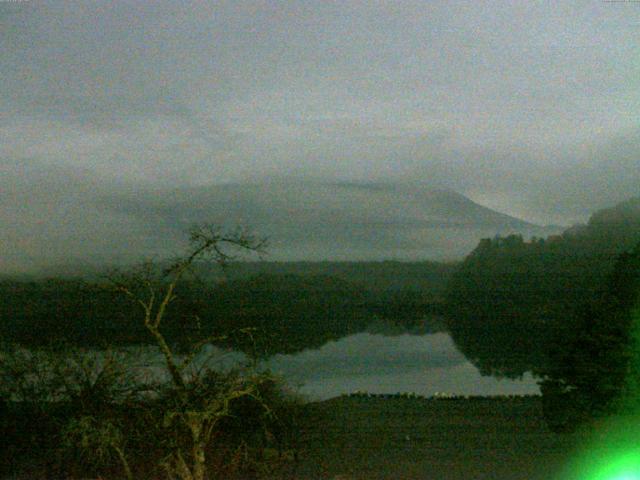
[294,395,580,480]
[0,263,453,356]
[3,197,640,478]
[0,360,303,480]
[0,393,585,480]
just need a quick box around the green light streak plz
[559,308,640,480]
[559,419,640,479]
[590,451,640,480]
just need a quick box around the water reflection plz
[58,332,539,402]
[263,332,539,400]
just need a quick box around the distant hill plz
[95,180,560,262]
[206,259,457,294]
[1,175,562,274]
[445,195,640,378]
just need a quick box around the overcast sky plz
[2,1,639,243]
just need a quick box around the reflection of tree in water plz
[446,198,640,380]
[208,274,371,357]
[0,268,451,357]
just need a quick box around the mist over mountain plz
[100,180,561,260]
[1,175,562,275]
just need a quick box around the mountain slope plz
[1,175,561,273]
[97,180,558,262]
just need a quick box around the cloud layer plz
[2,1,639,271]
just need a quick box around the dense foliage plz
[538,242,640,430]
[0,346,303,479]
[445,197,640,378]
[0,275,363,355]
[0,262,451,355]
[218,260,457,295]
[193,274,371,356]
[40,260,458,296]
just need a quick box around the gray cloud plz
[1,1,639,270]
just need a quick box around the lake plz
[123,331,540,401]
[263,332,539,400]
[2,331,539,402]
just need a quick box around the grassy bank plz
[2,395,588,479]
[295,395,583,480]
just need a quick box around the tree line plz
[0,264,452,357]
[445,197,640,429]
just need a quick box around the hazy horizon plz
[2,1,639,272]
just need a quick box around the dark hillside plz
[445,197,640,378]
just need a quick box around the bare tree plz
[106,224,274,480]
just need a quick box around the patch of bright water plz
[34,332,538,401]
[262,332,539,400]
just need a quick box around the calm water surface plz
[40,332,538,401]
[263,332,539,400]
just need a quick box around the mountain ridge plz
[95,180,559,262]
[0,176,564,273]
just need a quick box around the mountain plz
[96,180,560,262]
[1,175,561,274]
